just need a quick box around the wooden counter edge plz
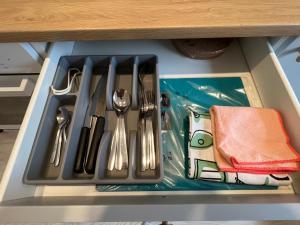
[1,25,300,43]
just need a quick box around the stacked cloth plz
[188,110,293,186]
[210,106,300,174]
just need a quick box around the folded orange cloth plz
[210,106,300,174]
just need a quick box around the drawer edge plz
[2,195,300,221]
[0,42,75,201]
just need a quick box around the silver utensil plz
[138,67,147,171]
[161,93,171,131]
[138,65,146,113]
[145,91,155,170]
[50,106,70,167]
[138,65,156,171]
[140,90,156,171]
[50,114,64,164]
[107,89,130,171]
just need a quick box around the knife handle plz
[74,127,90,173]
[85,116,105,174]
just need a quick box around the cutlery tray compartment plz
[24,55,163,184]
[24,56,93,184]
[25,95,77,181]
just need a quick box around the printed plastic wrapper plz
[96,77,276,192]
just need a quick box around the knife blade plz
[74,74,107,173]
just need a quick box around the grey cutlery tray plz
[24,55,163,185]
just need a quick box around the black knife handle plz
[74,127,90,173]
[85,116,105,174]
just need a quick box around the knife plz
[74,74,107,174]
[84,82,107,174]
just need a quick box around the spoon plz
[107,89,130,171]
[114,89,130,170]
[50,106,70,167]
[50,112,65,164]
[113,89,130,115]
[55,107,70,167]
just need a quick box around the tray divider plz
[128,131,137,180]
[131,56,139,109]
[154,60,163,179]
[106,56,117,111]
[96,131,112,180]
[51,57,70,90]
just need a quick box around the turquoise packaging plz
[96,77,276,191]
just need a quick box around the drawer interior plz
[1,38,300,206]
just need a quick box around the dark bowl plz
[172,38,234,60]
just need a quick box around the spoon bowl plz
[58,106,69,123]
[113,89,130,114]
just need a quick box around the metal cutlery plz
[50,106,70,167]
[138,65,147,171]
[74,74,107,174]
[161,92,171,131]
[142,91,156,170]
[138,65,156,171]
[107,89,130,171]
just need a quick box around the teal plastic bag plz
[96,77,275,191]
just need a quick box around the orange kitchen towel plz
[210,106,300,174]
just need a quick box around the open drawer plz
[1,38,300,222]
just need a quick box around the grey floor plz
[1,130,300,224]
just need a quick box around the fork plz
[140,90,156,170]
